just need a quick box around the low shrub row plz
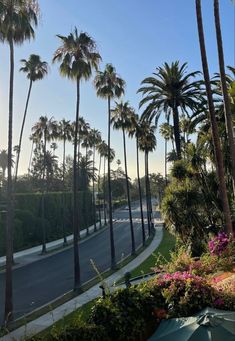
[0,191,94,256]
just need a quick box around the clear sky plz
[0,0,234,179]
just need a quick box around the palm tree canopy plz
[138,61,202,123]
[31,116,58,142]
[159,122,174,141]
[0,0,39,43]
[52,27,101,81]
[20,54,48,81]
[97,140,115,161]
[138,121,157,153]
[94,63,125,99]
[89,128,102,148]
[111,101,135,132]
[58,119,73,142]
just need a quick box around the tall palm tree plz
[53,27,101,289]
[159,121,174,184]
[58,119,72,245]
[97,140,108,226]
[31,116,58,253]
[0,150,8,180]
[213,0,235,196]
[0,0,39,322]
[89,128,102,232]
[128,113,146,246]
[195,0,233,235]
[94,64,125,269]
[15,54,48,181]
[138,121,157,236]
[111,101,136,254]
[138,62,202,160]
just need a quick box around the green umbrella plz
[149,307,235,341]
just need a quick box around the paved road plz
[0,202,159,321]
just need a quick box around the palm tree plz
[195,0,233,235]
[0,150,8,180]
[94,64,125,269]
[89,129,102,232]
[0,0,39,322]
[213,0,235,196]
[138,121,157,236]
[15,54,48,181]
[53,27,101,289]
[138,61,202,160]
[97,140,108,226]
[31,116,58,253]
[128,114,146,246]
[58,119,73,245]
[159,122,174,184]
[111,101,136,254]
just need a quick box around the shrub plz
[152,272,215,317]
[89,287,158,341]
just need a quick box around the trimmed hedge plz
[0,191,94,256]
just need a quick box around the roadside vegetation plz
[0,0,234,338]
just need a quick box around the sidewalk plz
[1,223,163,341]
[0,221,104,268]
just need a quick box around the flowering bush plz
[151,272,214,317]
[208,232,229,256]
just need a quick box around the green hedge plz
[0,191,94,256]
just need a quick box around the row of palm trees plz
[0,0,233,325]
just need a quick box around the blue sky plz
[0,0,234,179]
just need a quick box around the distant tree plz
[15,54,48,181]
[111,101,136,254]
[94,64,125,269]
[139,121,156,235]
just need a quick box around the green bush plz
[0,191,94,256]
[89,286,158,341]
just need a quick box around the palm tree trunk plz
[28,140,34,175]
[122,128,135,254]
[62,137,67,246]
[15,79,33,182]
[214,0,235,198]
[173,107,181,160]
[41,133,47,254]
[136,137,145,246]
[196,0,233,235]
[145,151,151,236]
[5,37,14,324]
[93,146,97,231]
[103,157,107,225]
[98,154,102,228]
[85,145,89,236]
[146,152,153,231]
[165,138,168,185]
[73,77,81,290]
[107,96,116,268]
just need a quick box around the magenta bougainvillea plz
[208,232,229,256]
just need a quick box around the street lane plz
[0,203,157,321]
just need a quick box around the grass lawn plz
[129,228,176,278]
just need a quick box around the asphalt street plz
[0,202,160,321]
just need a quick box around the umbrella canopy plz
[149,307,235,341]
